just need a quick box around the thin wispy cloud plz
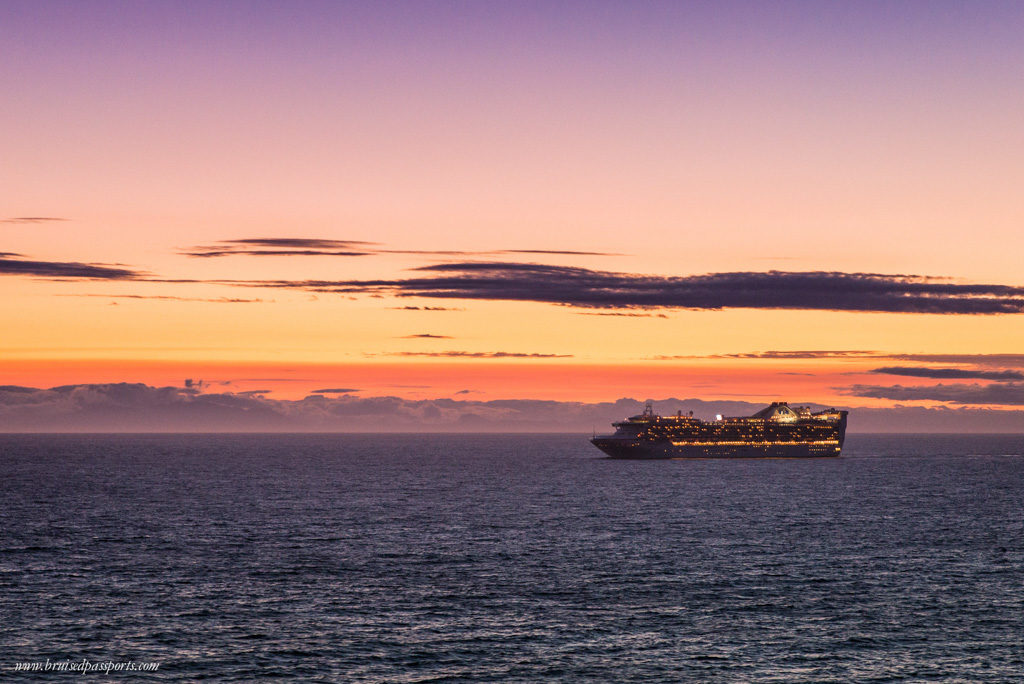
[869,366,1024,381]
[185,238,375,258]
[0,217,68,224]
[194,249,375,257]
[244,263,1024,314]
[650,350,879,360]
[382,351,572,358]
[228,378,315,383]
[390,305,463,311]
[385,248,622,255]
[717,350,882,359]
[183,238,621,259]
[649,351,1024,368]
[311,388,361,394]
[891,354,1024,367]
[374,249,618,258]
[500,249,623,256]
[61,294,263,303]
[228,238,374,248]
[400,334,453,339]
[577,311,668,318]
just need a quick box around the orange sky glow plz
[3,2,1024,427]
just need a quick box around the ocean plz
[2,434,1023,681]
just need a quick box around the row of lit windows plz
[670,439,840,446]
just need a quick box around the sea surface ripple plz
[2,434,1023,681]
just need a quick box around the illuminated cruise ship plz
[591,402,848,459]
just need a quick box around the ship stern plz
[590,436,669,459]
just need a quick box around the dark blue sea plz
[2,434,1023,681]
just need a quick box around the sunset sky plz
[3,1,1024,427]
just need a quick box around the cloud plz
[229,378,314,382]
[577,311,668,318]
[383,248,622,257]
[0,254,140,279]
[192,249,374,257]
[716,350,882,359]
[0,383,288,431]
[0,217,68,224]
[400,333,453,339]
[3,383,1023,432]
[311,388,361,394]
[891,354,1024,367]
[244,263,1024,314]
[390,306,462,311]
[224,238,374,248]
[0,383,673,432]
[382,351,572,358]
[184,238,376,257]
[869,366,1024,381]
[501,249,623,256]
[184,238,621,259]
[845,382,1024,405]
[649,351,1024,369]
[652,350,880,360]
[61,294,263,303]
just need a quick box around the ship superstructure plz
[591,402,848,459]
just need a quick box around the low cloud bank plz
[2,383,1024,433]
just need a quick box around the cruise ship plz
[591,402,848,459]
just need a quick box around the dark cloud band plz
[869,366,1024,381]
[0,255,139,280]
[846,382,1024,405]
[247,263,1024,314]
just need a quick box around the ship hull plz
[591,402,847,459]
[591,438,842,459]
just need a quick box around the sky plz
[3,0,1024,430]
